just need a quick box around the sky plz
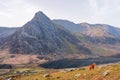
[0,0,120,27]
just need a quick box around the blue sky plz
[0,0,120,27]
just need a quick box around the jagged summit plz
[35,11,44,15]
[31,11,51,23]
[34,11,47,18]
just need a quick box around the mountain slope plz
[0,27,18,38]
[53,19,84,32]
[53,20,120,57]
[79,23,120,39]
[78,23,120,44]
[0,11,91,57]
[53,20,120,38]
[54,20,120,44]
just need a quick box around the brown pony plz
[89,63,96,70]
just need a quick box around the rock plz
[14,71,20,74]
[69,68,77,71]
[43,73,50,77]
[78,68,86,70]
[66,69,74,72]
[61,68,76,73]
[61,70,70,73]
[61,70,68,73]
[75,74,81,77]
[6,78,13,80]
[103,70,111,76]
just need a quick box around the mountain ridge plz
[53,19,120,43]
[0,11,120,64]
[0,11,91,57]
[0,27,18,38]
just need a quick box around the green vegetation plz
[63,38,80,54]
[75,33,87,42]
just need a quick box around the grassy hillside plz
[75,33,120,57]
[0,63,120,80]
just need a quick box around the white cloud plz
[0,0,120,27]
[85,0,120,27]
[0,0,40,27]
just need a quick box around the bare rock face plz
[0,11,91,55]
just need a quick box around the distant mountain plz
[54,20,120,38]
[0,11,91,57]
[79,23,120,38]
[0,27,18,38]
[53,19,84,32]
[54,20,120,44]
[53,20,120,57]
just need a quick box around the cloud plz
[86,0,120,27]
[0,0,120,27]
[0,0,40,27]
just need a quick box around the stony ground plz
[0,63,120,80]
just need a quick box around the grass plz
[1,63,120,80]
[63,38,80,54]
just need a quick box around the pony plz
[89,63,96,70]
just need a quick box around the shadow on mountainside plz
[39,57,120,69]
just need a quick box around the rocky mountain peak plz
[0,11,91,56]
[31,11,51,24]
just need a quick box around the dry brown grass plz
[1,63,119,80]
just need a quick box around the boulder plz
[75,74,81,77]
[103,70,111,76]
[43,73,50,77]
[6,78,13,80]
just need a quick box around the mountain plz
[0,27,18,38]
[79,23,120,38]
[53,20,120,57]
[0,12,120,65]
[53,20,120,44]
[0,11,91,58]
[53,20,120,38]
[53,19,84,32]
